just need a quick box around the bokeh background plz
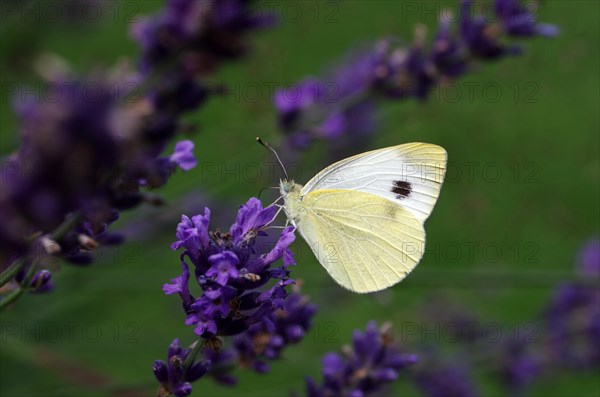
[1,1,598,396]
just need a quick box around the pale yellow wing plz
[296,189,425,293]
[300,143,447,223]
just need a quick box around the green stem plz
[0,258,28,287]
[22,259,39,286]
[0,288,23,310]
[0,212,81,289]
[50,212,83,240]
[183,339,205,371]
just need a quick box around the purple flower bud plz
[29,270,53,293]
[170,140,197,171]
[172,382,192,397]
[285,324,304,342]
[152,360,169,384]
[153,339,211,397]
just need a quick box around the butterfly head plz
[279,179,302,198]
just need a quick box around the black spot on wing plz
[392,180,412,199]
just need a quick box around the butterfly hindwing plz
[300,143,447,223]
[296,189,425,293]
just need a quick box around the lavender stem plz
[182,339,205,372]
[0,212,80,289]
[0,288,23,309]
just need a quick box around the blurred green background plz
[1,1,599,396]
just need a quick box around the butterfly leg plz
[262,204,285,229]
[266,195,283,208]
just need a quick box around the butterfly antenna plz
[256,137,289,180]
[257,186,280,199]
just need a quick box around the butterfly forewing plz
[300,143,447,223]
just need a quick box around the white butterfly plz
[279,142,447,293]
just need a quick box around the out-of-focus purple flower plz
[545,282,600,369]
[274,78,324,115]
[494,0,559,38]
[0,73,198,290]
[413,357,479,397]
[131,0,275,132]
[420,299,482,345]
[430,14,467,79]
[495,334,541,395]
[275,0,557,151]
[202,348,238,386]
[577,239,600,277]
[234,291,316,373]
[28,269,54,293]
[170,140,198,171]
[542,239,600,369]
[274,51,381,150]
[306,321,417,397]
[141,140,199,187]
[14,266,54,294]
[460,0,513,59]
[153,339,210,397]
[1,0,272,305]
[132,0,275,75]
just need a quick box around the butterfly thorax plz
[280,180,305,225]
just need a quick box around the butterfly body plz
[279,143,447,293]
[279,180,304,226]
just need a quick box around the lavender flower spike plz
[305,321,417,397]
[153,339,210,397]
[157,200,317,394]
[275,0,558,151]
[166,197,296,331]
